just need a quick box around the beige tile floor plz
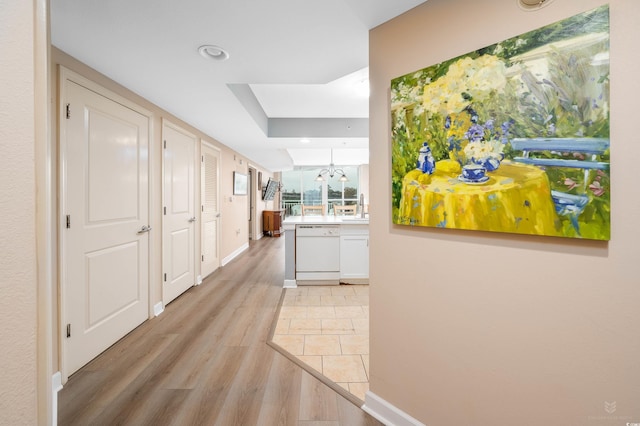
[271,285,370,402]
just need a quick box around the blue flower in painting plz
[465,123,485,142]
[500,119,514,144]
[467,107,479,123]
[444,115,451,129]
[484,119,495,132]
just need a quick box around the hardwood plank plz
[299,422,340,426]
[256,352,302,425]
[299,371,339,422]
[167,346,248,425]
[58,333,178,425]
[213,344,276,425]
[57,237,381,425]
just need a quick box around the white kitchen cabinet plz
[339,225,369,282]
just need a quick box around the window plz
[327,166,359,211]
[282,166,360,215]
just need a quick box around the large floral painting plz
[391,5,610,240]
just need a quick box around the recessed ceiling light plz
[300,138,311,144]
[198,45,230,61]
[517,0,555,10]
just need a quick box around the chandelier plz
[315,149,348,182]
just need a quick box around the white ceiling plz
[50,0,427,171]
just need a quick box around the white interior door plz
[249,168,255,239]
[61,76,150,376]
[201,143,220,278]
[163,121,196,304]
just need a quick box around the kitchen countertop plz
[283,215,369,226]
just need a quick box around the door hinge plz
[202,255,204,262]
[201,205,204,212]
[66,215,71,229]
[201,155,204,163]
[164,140,166,149]
[66,323,71,338]
[164,273,167,282]
[163,206,166,215]
[65,103,71,119]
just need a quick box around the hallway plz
[58,236,381,425]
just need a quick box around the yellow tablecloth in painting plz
[397,160,560,236]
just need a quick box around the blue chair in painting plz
[509,137,610,235]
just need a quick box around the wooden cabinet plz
[263,210,284,237]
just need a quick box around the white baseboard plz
[363,391,425,426]
[153,302,164,317]
[221,242,249,266]
[52,372,63,426]
[283,279,297,288]
[196,274,202,285]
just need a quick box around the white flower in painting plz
[463,140,504,162]
[422,54,508,116]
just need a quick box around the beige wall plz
[218,159,274,251]
[369,1,640,424]
[0,2,39,424]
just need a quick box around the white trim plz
[283,279,298,288]
[221,242,249,266]
[196,274,203,285]
[363,391,426,426]
[201,139,221,152]
[52,372,63,426]
[295,271,340,281]
[153,302,164,317]
[35,1,53,422]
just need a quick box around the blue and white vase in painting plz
[473,154,503,172]
[416,142,436,174]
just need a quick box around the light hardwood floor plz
[58,236,382,426]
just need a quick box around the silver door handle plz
[137,225,152,234]
[188,217,197,222]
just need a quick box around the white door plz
[163,121,197,304]
[248,167,255,239]
[61,76,150,376]
[201,143,220,278]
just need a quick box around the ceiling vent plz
[518,0,555,10]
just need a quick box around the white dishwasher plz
[296,225,340,283]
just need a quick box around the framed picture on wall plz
[390,5,610,240]
[233,172,248,195]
